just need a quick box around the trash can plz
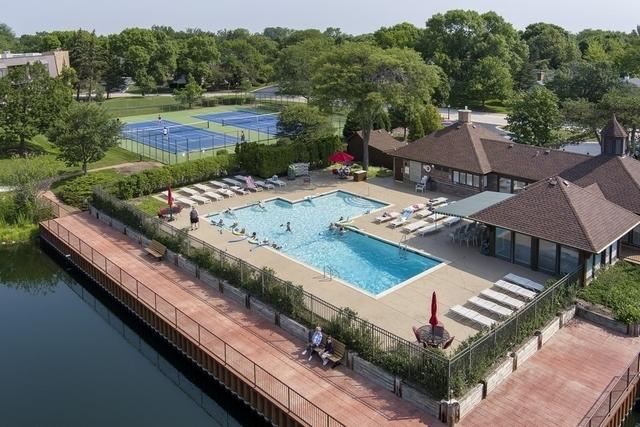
[353,170,367,182]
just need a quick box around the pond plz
[0,242,265,426]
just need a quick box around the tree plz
[313,42,440,169]
[343,109,390,138]
[522,23,580,69]
[373,23,422,49]
[599,86,640,144]
[562,98,604,142]
[507,86,561,146]
[275,37,331,99]
[546,60,620,102]
[48,103,122,174]
[468,56,513,106]
[176,34,218,85]
[418,10,528,105]
[69,30,104,101]
[173,74,203,108]
[277,104,333,143]
[0,63,72,156]
[0,23,16,51]
[135,71,156,96]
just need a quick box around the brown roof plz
[601,114,628,140]
[470,177,640,253]
[391,122,497,174]
[353,130,407,153]
[560,155,640,214]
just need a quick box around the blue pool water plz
[209,191,441,295]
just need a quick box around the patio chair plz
[203,191,223,201]
[375,211,400,223]
[243,176,263,192]
[267,175,286,187]
[442,336,455,350]
[189,195,211,205]
[216,188,235,198]
[209,180,229,189]
[254,179,275,190]
[415,176,428,193]
[180,187,199,196]
[402,220,429,233]
[433,324,445,338]
[389,211,412,228]
[411,326,426,348]
[223,177,243,187]
[229,186,248,195]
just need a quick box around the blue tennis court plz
[194,111,280,134]
[121,120,239,153]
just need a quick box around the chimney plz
[458,107,471,124]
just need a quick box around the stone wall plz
[576,304,638,336]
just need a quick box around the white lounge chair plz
[254,179,274,190]
[375,211,400,223]
[210,180,229,189]
[426,213,445,223]
[406,203,426,212]
[190,195,211,204]
[441,216,461,227]
[217,188,235,198]
[234,175,247,181]
[480,289,525,309]
[193,183,214,193]
[451,305,496,328]
[179,187,198,196]
[403,220,430,233]
[223,178,243,187]
[229,186,248,195]
[267,175,286,187]
[416,223,440,236]
[415,176,428,193]
[203,191,223,201]
[428,197,448,207]
[243,176,263,192]
[415,209,434,219]
[504,274,544,292]
[174,196,194,207]
[468,296,513,318]
[390,211,412,228]
[494,280,536,300]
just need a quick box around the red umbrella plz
[167,184,174,221]
[329,151,354,164]
[429,291,439,328]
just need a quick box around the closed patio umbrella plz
[167,184,174,221]
[329,151,354,164]
[429,291,439,328]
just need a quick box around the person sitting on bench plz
[302,326,323,361]
[320,336,335,366]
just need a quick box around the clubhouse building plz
[390,110,640,283]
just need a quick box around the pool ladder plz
[323,265,336,280]
[399,235,408,259]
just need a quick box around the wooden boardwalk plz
[45,212,441,427]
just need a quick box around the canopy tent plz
[434,191,514,219]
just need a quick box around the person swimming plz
[251,232,257,239]
[225,207,233,215]
[217,218,224,226]
[328,222,336,230]
[231,221,239,229]
[339,225,346,235]
[258,201,266,210]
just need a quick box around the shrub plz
[55,171,121,209]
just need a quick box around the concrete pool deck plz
[151,171,550,348]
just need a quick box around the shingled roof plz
[470,177,640,253]
[601,114,628,140]
[354,130,408,153]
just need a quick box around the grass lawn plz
[466,100,511,114]
[132,195,168,216]
[102,96,179,111]
[579,262,640,324]
[89,146,148,169]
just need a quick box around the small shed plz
[347,130,408,169]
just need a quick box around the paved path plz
[49,212,442,427]
[459,318,640,427]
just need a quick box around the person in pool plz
[328,222,336,230]
[339,225,346,235]
[258,201,266,210]
[251,232,257,239]
[225,207,233,214]
[217,218,224,227]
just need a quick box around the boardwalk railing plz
[41,219,344,427]
[579,352,640,427]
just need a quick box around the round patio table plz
[417,324,450,348]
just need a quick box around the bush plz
[55,171,121,209]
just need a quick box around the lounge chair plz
[403,220,430,233]
[480,289,525,309]
[428,197,448,207]
[217,188,235,198]
[254,179,274,190]
[406,203,426,212]
[174,196,194,207]
[494,280,536,300]
[426,213,445,223]
[468,296,513,318]
[234,175,247,181]
[193,183,214,193]
[415,209,434,219]
[441,216,461,227]
[203,191,223,201]
[180,187,199,196]
[209,180,229,189]
[223,178,243,187]
[415,176,428,193]
[450,305,496,328]
[389,210,412,228]
[243,176,263,192]
[416,223,440,236]
[267,175,286,187]
[503,274,544,292]
[375,211,400,223]
[229,186,248,195]
[189,195,211,205]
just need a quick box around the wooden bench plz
[314,336,346,368]
[145,240,167,260]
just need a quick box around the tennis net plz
[122,120,210,137]
[220,112,279,127]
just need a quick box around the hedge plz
[235,136,343,178]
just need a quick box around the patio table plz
[417,324,450,348]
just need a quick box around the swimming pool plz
[208,191,442,296]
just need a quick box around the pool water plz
[209,191,441,295]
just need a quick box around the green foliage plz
[468,57,513,106]
[579,262,640,324]
[173,74,204,108]
[277,104,333,143]
[546,60,620,103]
[0,23,16,51]
[373,22,422,49]
[55,170,121,209]
[235,136,342,177]
[507,86,561,146]
[275,37,331,98]
[343,109,389,138]
[48,102,122,174]
[133,196,169,216]
[522,23,581,69]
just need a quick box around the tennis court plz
[121,120,239,153]
[194,110,280,135]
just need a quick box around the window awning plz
[434,191,514,219]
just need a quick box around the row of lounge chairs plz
[374,198,460,235]
[451,274,544,329]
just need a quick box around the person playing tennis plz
[162,126,168,139]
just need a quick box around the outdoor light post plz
[447,105,451,120]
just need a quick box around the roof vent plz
[544,149,550,155]
[548,178,557,186]
[562,180,569,186]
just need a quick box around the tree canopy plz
[522,23,580,69]
[277,104,333,143]
[507,86,561,146]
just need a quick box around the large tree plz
[173,74,204,108]
[48,103,122,174]
[277,104,333,143]
[418,10,528,105]
[0,63,72,156]
[69,30,104,101]
[313,42,440,169]
[274,37,331,99]
[176,34,218,85]
[522,23,580,69]
[0,23,16,51]
[468,56,513,106]
[546,60,620,102]
[507,86,561,146]
[373,22,422,49]
[561,98,605,142]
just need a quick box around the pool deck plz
[46,212,441,426]
[152,171,550,349]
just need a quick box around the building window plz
[452,169,481,188]
[514,233,532,266]
[539,239,557,273]
[632,225,640,246]
[560,246,579,274]
[513,180,527,193]
[611,241,618,262]
[453,171,459,183]
[499,177,512,193]
[495,227,512,261]
[594,252,601,273]
[482,175,488,188]
[466,173,473,186]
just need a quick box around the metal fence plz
[41,218,344,427]
[579,352,640,427]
